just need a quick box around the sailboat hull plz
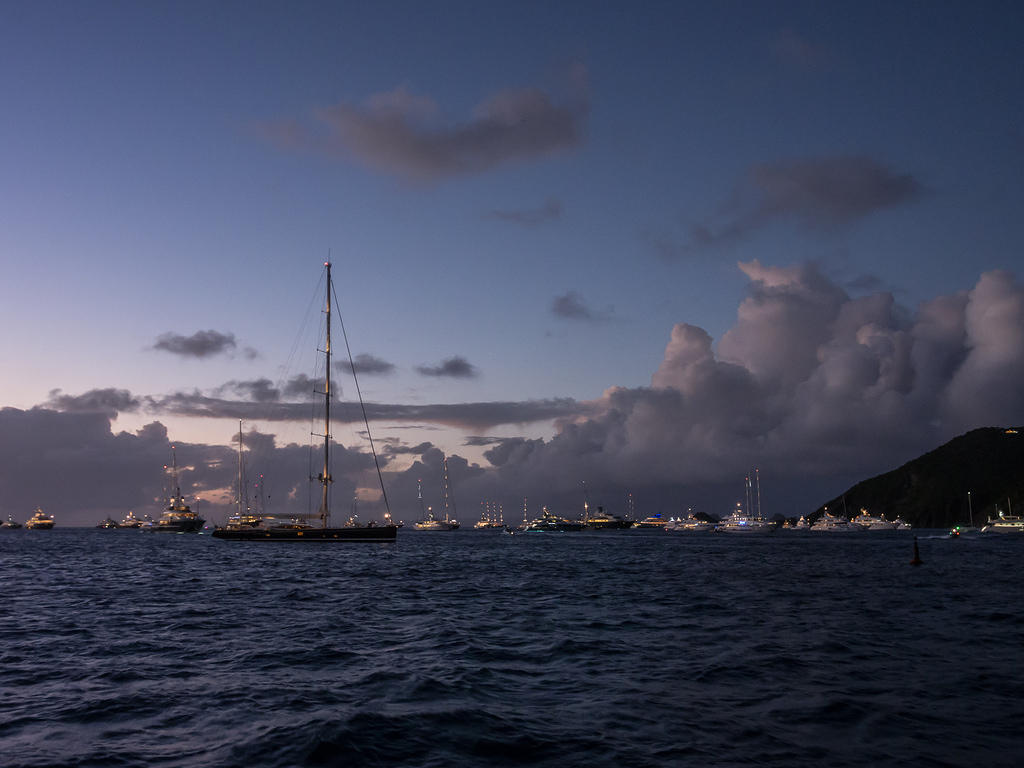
[212,525,398,542]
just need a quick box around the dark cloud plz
[380,441,435,456]
[470,263,1024,516]
[487,198,562,225]
[342,354,396,377]
[46,388,140,417]
[220,378,281,403]
[415,356,479,379]
[147,390,582,431]
[8,264,1022,526]
[268,64,588,180]
[681,156,923,252]
[152,330,240,359]
[551,291,614,323]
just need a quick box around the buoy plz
[910,536,923,566]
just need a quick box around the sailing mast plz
[317,261,333,528]
[237,421,245,520]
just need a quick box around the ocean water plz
[1,528,1021,768]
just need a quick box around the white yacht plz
[981,509,1024,533]
[665,511,715,533]
[850,509,896,530]
[810,511,856,531]
[716,500,772,533]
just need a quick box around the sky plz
[2,1,1023,526]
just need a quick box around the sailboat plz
[717,472,773,532]
[213,262,398,542]
[414,458,460,530]
[473,501,505,529]
[221,421,263,531]
[149,448,205,532]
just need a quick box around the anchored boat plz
[213,262,397,543]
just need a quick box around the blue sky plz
[2,1,1023,524]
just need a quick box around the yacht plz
[981,509,1024,533]
[794,516,809,529]
[582,505,633,530]
[473,501,505,529]
[2,516,22,529]
[716,504,773,533]
[665,511,715,533]
[413,461,460,530]
[524,507,585,532]
[96,517,121,529]
[120,511,146,528]
[810,511,856,531]
[717,475,773,532]
[631,514,667,529]
[149,449,205,533]
[892,517,912,530]
[850,509,896,530]
[25,508,55,529]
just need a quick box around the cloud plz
[415,356,479,379]
[45,388,141,417]
[682,155,923,252]
[468,263,1024,515]
[10,263,1023,525]
[267,65,589,180]
[152,330,246,359]
[146,389,583,431]
[487,198,563,225]
[551,291,614,323]
[343,353,396,376]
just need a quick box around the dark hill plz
[813,427,1024,528]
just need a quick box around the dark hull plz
[212,525,398,542]
[150,520,206,533]
[584,520,633,530]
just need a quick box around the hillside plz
[813,427,1024,528]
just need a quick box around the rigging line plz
[330,278,392,518]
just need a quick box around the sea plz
[1,528,1021,768]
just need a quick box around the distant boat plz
[25,508,54,529]
[524,506,585,532]
[810,510,856,531]
[2,516,22,529]
[665,511,715,533]
[213,262,397,543]
[473,501,505,529]
[414,459,460,531]
[716,503,772,533]
[850,509,896,530]
[220,421,265,532]
[148,448,205,533]
[583,505,633,530]
[981,506,1024,534]
[950,492,980,537]
[96,517,121,529]
[120,511,146,528]
[631,515,667,529]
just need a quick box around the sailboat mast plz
[237,420,244,518]
[756,468,762,521]
[319,261,333,527]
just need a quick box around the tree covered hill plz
[813,427,1024,528]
